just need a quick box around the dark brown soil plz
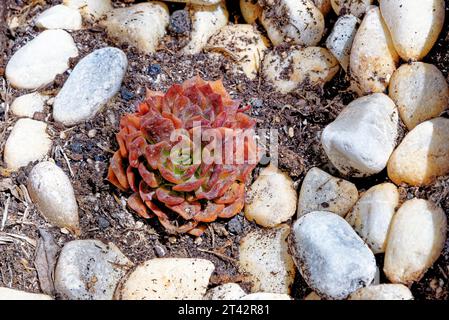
[0,0,448,300]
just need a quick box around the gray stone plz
[289,211,376,300]
[53,47,127,126]
[54,240,132,300]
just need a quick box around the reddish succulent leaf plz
[128,193,152,219]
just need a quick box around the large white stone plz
[388,117,449,186]
[297,167,358,217]
[102,3,169,54]
[389,62,448,130]
[10,92,48,118]
[384,199,447,285]
[325,14,360,72]
[207,24,268,80]
[117,258,215,300]
[321,93,398,177]
[331,0,373,17]
[290,211,376,300]
[55,240,132,300]
[5,30,78,90]
[263,46,339,94]
[245,165,297,227]
[53,47,127,126]
[35,5,82,30]
[204,283,246,300]
[346,183,399,254]
[28,161,80,235]
[0,288,52,300]
[239,225,296,294]
[350,6,399,96]
[183,2,228,54]
[349,284,413,300]
[260,0,324,46]
[4,119,52,171]
[63,0,112,22]
[380,0,445,61]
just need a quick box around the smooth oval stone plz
[117,258,214,300]
[380,0,445,61]
[239,225,296,294]
[389,62,448,130]
[183,3,229,54]
[208,24,268,80]
[245,165,297,228]
[260,0,324,46]
[5,30,78,90]
[313,0,332,15]
[204,283,246,300]
[331,0,373,17]
[55,240,132,300]
[384,199,447,285]
[346,183,399,254]
[263,46,340,94]
[349,284,413,300]
[350,6,399,96]
[325,14,360,72]
[0,288,52,300]
[321,93,398,177]
[35,5,82,30]
[289,211,376,300]
[298,167,358,217]
[388,117,449,186]
[102,3,169,54]
[10,92,49,118]
[161,0,221,4]
[63,0,112,22]
[4,119,52,170]
[28,161,80,234]
[53,47,127,126]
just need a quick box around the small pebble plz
[87,129,97,138]
[169,10,191,35]
[154,244,166,257]
[147,64,162,77]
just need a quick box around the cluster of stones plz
[1,0,448,301]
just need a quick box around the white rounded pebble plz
[53,47,127,126]
[63,0,112,22]
[28,161,80,234]
[5,30,78,90]
[239,225,296,294]
[321,93,398,177]
[117,258,215,300]
[35,5,82,30]
[10,92,49,118]
[384,199,447,285]
[349,284,413,300]
[346,183,399,254]
[298,167,358,217]
[55,240,133,300]
[290,211,376,300]
[245,165,297,227]
[204,283,246,300]
[102,3,169,54]
[4,119,52,171]
[380,0,445,61]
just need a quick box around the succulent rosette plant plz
[108,77,261,236]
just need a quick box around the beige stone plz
[349,284,413,300]
[384,199,447,285]
[240,0,262,23]
[389,62,448,130]
[63,0,112,22]
[350,6,399,96]
[388,117,449,186]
